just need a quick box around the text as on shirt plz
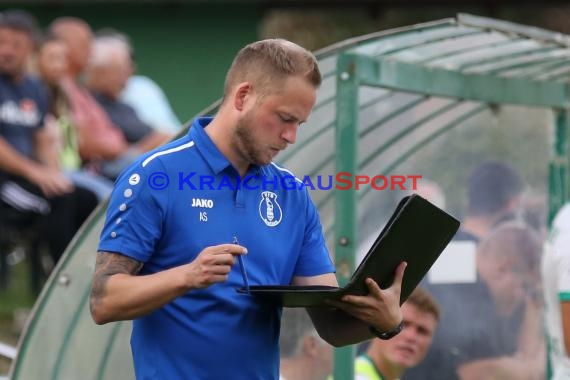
[191,198,214,222]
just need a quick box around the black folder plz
[237,194,460,307]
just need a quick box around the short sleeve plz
[98,159,166,262]
[293,190,335,276]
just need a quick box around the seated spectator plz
[85,35,171,155]
[36,34,113,199]
[49,17,162,180]
[279,308,333,380]
[0,12,97,266]
[404,222,545,380]
[49,17,127,163]
[356,287,439,380]
[94,29,183,134]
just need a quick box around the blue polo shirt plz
[98,117,334,380]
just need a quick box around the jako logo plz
[191,198,214,208]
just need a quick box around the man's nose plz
[281,123,298,144]
[401,326,418,341]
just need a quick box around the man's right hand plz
[90,245,248,324]
[185,244,248,289]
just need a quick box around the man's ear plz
[234,82,252,111]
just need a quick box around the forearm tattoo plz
[90,252,143,312]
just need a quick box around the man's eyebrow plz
[277,109,311,125]
[278,111,295,119]
[279,111,303,122]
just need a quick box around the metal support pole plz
[333,53,360,380]
[548,108,570,224]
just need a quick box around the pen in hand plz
[233,236,250,293]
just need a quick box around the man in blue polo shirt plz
[91,39,406,380]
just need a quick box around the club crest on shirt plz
[259,191,282,227]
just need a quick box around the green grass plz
[0,258,38,376]
[0,259,36,317]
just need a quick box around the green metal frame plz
[549,109,570,223]
[353,54,568,108]
[333,53,360,379]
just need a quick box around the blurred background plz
[0,0,569,378]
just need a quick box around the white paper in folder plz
[427,240,477,284]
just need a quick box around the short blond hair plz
[223,38,321,99]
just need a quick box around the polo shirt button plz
[119,203,127,212]
[111,231,117,238]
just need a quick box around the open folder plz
[237,194,460,307]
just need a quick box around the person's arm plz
[296,262,405,347]
[0,134,72,197]
[0,135,42,179]
[457,356,540,380]
[517,295,545,358]
[76,122,128,161]
[60,78,128,161]
[89,244,247,324]
[457,299,546,380]
[34,115,61,170]
[457,297,545,380]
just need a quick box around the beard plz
[0,57,20,78]
[235,112,272,166]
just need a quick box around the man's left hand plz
[327,261,406,332]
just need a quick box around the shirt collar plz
[189,117,231,175]
[189,116,263,176]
